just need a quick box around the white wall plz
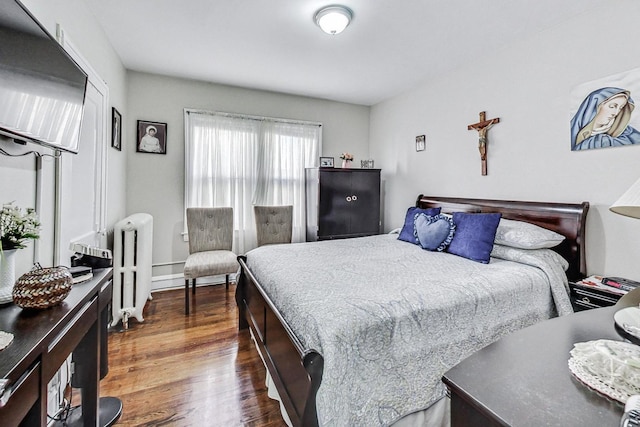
[0,0,127,274]
[125,71,370,280]
[23,0,129,240]
[370,0,640,280]
[0,143,48,274]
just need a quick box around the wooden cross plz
[468,111,500,176]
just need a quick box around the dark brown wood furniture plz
[570,281,624,311]
[305,168,381,241]
[417,195,588,282]
[442,305,625,426]
[0,268,113,427]
[236,196,589,426]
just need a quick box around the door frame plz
[53,25,109,264]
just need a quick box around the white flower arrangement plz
[339,152,354,161]
[1,202,41,251]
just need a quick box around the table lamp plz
[610,176,640,219]
[609,176,640,345]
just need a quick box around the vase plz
[0,249,17,304]
[342,160,352,169]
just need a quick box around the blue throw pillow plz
[398,207,441,244]
[414,213,456,251]
[447,212,502,263]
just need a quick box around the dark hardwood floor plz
[98,284,285,426]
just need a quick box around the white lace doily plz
[0,330,14,351]
[568,339,640,403]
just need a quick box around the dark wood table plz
[442,303,630,426]
[0,268,113,427]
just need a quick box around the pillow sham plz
[491,243,569,272]
[447,212,502,263]
[494,218,565,249]
[414,213,456,251]
[398,207,441,244]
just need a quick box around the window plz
[184,110,321,253]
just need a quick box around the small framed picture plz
[361,159,375,169]
[320,156,334,168]
[137,120,167,154]
[111,108,122,151]
[416,135,426,152]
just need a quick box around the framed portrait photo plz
[111,107,122,151]
[416,135,426,152]
[137,120,167,154]
[320,156,334,168]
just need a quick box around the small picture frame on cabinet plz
[320,157,334,168]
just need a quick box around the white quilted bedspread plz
[245,234,572,426]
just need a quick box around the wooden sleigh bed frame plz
[235,195,589,426]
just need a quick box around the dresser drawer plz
[570,285,622,311]
[44,295,98,379]
[0,361,40,427]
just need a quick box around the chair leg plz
[192,277,196,295]
[185,279,190,315]
[226,274,229,290]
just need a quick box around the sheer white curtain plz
[184,110,321,254]
[253,120,319,243]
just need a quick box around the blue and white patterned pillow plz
[398,206,441,244]
[413,213,456,251]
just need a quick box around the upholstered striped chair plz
[184,207,237,315]
[254,205,293,247]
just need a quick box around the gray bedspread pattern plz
[245,235,572,426]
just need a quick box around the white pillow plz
[494,218,565,249]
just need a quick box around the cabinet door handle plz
[352,195,358,201]
[346,196,352,202]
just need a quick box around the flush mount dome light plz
[314,5,353,35]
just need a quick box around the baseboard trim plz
[150,273,237,292]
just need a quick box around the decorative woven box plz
[12,264,72,309]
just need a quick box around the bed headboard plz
[416,195,589,281]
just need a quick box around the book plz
[575,275,627,295]
[72,273,93,284]
[602,276,640,292]
[69,266,92,277]
[69,266,93,284]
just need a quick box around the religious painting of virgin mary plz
[570,68,640,151]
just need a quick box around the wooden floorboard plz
[98,284,285,426]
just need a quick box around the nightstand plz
[569,281,624,311]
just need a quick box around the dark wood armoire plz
[305,168,381,241]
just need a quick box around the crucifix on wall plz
[467,111,500,176]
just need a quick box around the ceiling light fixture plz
[314,5,353,35]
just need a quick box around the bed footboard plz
[236,256,323,427]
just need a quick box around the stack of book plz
[69,266,93,284]
[575,275,640,295]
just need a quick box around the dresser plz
[305,168,381,241]
[0,269,114,426]
[442,304,626,426]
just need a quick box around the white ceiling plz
[85,0,605,106]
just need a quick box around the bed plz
[235,195,589,426]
